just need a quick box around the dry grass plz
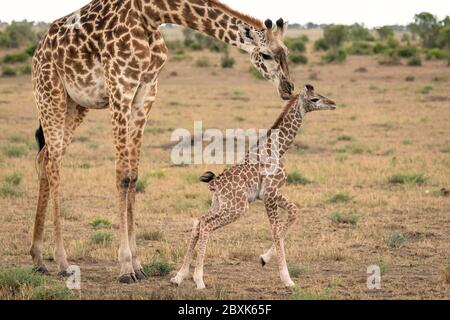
[0,30,449,299]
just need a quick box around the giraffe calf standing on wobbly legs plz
[171,85,337,289]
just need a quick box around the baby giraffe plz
[171,85,336,289]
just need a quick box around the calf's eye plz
[261,53,273,60]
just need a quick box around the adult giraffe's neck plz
[268,95,305,160]
[139,0,263,49]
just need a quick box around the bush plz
[285,38,306,52]
[143,260,174,276]
[408,55,422,66]
[378,51,401,65]
[18,64,32,75]
[323,25,349,48]
[195,57,210,67]
[349,24,375,41]
[376,26,394,40]
[2,51,29,64]
[314,38,329,51]
[385,232,407,248]
[289,53,308,65]
[322,49,347,63]
[2,66,17,77]
[396,46,417,58]
[3,144,28,157]
[91,231,113,245]
[25,44,37,57]
[425,48,448,60]
[0,21,37,48]
[346,42,373,55]
[372,43,388,54]
[221,52,235,68]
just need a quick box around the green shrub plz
[143,260,174,276]
[405,76,415,82]
[2,51,29,64]
[0,21,37,48]
[221,52,235,68]
[314,38,329,51]
[2,66,17,77]
[330,212,359,225]
[376,26,394,40]
[18,64,32,75]
[25,44,37,56]
[4,173,21,186]
[337,135,353,141]
[387,172,427,185]
[425,48,448,60]
[347,42,373,55]
[408,55,422,66]
[285,38,306,52]
[0,267,45,293]
[323,25,349,48]
[287,171,313,185]
[288,264,308,277]
[326,193,353,203]
[32,286,73,300]
[195,57,210,67]
[372,43,388,54]
[289,53,308,64]
[396,46,417,58]
[322,49,347,63]
[378,51,401,65]
[420,85,433,94]
[349,24,375,41]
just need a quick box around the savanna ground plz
[0,28,449,300]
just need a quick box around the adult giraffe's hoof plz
[118,273,138,284]
[134,269,148,280]
[32,265,49,275]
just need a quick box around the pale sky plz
[1,0,449,27]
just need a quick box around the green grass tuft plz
[326,193,353,203]
[91,231,113,245]
[385,232,407,248]
[140,230,164,241]
[143,260,174,277]
[2,144,28,158]
[0,173,24,197]
[387,172,427,185]
[32,286,73,300]
[89,217,112,229]
[330,211,359,225]
[288,264,309,278]
[287,171,314,185]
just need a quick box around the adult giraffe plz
[31,0,294,283]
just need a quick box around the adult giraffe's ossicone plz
[30,0,294,283]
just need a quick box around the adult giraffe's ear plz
[275,18,289,38]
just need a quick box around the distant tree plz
[349,23,375,41]
[323,25,349,48]
[376,26,394,40]
[409,12,440,48]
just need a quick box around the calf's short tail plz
[35,123,45,152]
[200,171,216,183]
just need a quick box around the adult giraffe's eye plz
[261,53,273,60]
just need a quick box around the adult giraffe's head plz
[238,18,294,100]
